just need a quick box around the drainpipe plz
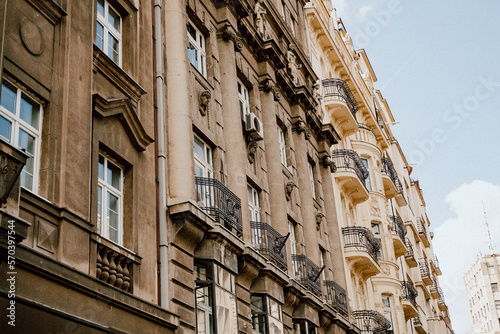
[154,0,169,308]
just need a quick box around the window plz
[0,80,42,193]
[360,158,372,191]
[278,127,288,167]
[97,154,123,244]
[308,162,316,200]
[492,283,499,292]
[293,320,316,334]
[238,80,250,118]
[289,221,298,276]
[248,184,260,222]
[488,265,495,275]
[194,135,213,178]
[96,0,122,65]
[496,300,500,311]
[195,262,238,334]
[251,295,284,334]
[187,21,206,77]
[382,296,394,334]
[371,222,383,260]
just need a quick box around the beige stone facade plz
[465,254,500,333]
[0,0,452,334]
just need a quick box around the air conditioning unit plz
[244,113,264,141]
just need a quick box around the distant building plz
[465,254,500,333]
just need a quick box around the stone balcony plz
[390,215,408,258]
[381,156,405,206]
[417,217,430,248]
[331,149,369,204]
[404,238,418,267]
[401,280,419,319]
[342,226,381,278]
[322,78,359,137]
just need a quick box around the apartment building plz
[465,254,500,333]
[0,0,452,333]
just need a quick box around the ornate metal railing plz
[342,226,379,263]
[405,238,415,259]
[195,176,242,237]
[353,310,392,334]
[321,78,358,116]
[438,288,447,307]
[250,221,288,271]
[431,255,441,272]
[419,260,431,279]
[331,149,369,188]
[413,316,423,327]
[390,215,407,241]
[291,254,323,296]
[323,280,348,317]
[381,156,403,194]
[401,281,418,307]
[417,217,427,239]
[96,243,134,292]
[430,275,439,295]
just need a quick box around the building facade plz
[0,0,452,334]
[465,254,500,333]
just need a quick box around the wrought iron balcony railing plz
[438,288,447,307]
[195,176,242,237]
[353,310,392,334]
[381,156,403,194]
[250,221,288,271]
[405,238,414,258]
[417,217,427,238]
[342,226,380,263]
[331,149,369,188]
[401,281,418,308]
[291,254,323,296]
[321,78,358,116]
[390,215,407,241]
[419,260,431,279]
[323,280,348,318]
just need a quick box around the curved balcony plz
[342,226,380,278]
[390,216,408,258]
[404,238,418,267]
[401,281,419,319]
[250,222,288,271]
[381,156,404,206]
[322,78,359,137]
[417,218,430,248]
[353,310,391,334]
[332,149,369,204]
[323,280,349,318]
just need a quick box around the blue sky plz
[333,1,500,332]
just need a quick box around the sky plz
[332,1,500,332]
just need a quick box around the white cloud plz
[358,5,375,23]
[433,180,500,334]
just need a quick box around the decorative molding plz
[217,24,243,52]
[0,141,28,203]
[93,94,153,152]
[247,140,258,164]
[26,0,67,25]
[285,180,295,201]
[198,90,211,116]
[19,19,44,55]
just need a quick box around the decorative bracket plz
[218,24,243,52]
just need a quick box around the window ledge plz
[91,233,142,265]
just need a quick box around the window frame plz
[0,79,43,194]
[308,161,316,200]
[278,127,288,167]
[238,79,250,118]
[96,0,123,66]
[187,20,207,77]
[251,294,284,334]
[97,154,124,245]
[371,222,383,260]
[360,157,372,191]
[194,134,213,179]
[382,295,395,334]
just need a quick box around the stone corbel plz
[321,155,337,173]
[259,77,274,92]
[293,119,312,139]
[218,24,244,52]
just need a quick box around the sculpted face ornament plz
[248,141,259,163]
[285,181,295,201]
[199,90,211,116]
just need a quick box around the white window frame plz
[97,154,124,245]
[371,222,383,260]
[361,157,372,191]
[194,134,213,178]
[238,80,250,118]
[309,162,316,200]
[96,0,122,66]
[187,20,207,77]
[248,184,260,222]
[278,127,287,167]
[382,296,394,333]
[0,79,42,194]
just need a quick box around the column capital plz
[217,23,243,52]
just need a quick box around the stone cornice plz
[26,0,67,25]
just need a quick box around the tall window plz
[238,80,250,118]
[293,320,316,334]
[289,221,298,276]
[195,262,238,334]
[382,296,394,334]
[248,184,261,245]
[492,283,498,292]
[0,80,42,193]
[278,127,287,167]
[187,21,206,77]
[371,222,383,260]
[251,295,284,334]
[488,265,495,275]
[360,157,372,191]
[98,155,123,244]
[308,162,316,200]
[96,0,122,65]
[194,135,213,178]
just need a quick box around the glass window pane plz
[97,185,102,233]
[0,116,12,142]
[1,82,17,114]
[194,136,205,160]
[107,160,121,190]
[188,43,198,69]
[21,156,34,191]
[18,129,35,155]
[250,295,264,312]
[108,33,119,63]
[96,23,104,50]
[108,192,119,241]
[108,7,120,31]
[215,286,238,334]
[98,155,104,180]
[20,94,40,129]
[97,0,105,16]
[187,23,196,40]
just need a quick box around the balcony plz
[430,276,440,299]
[96,242,138,293]
[390,216,408,258]
[438,288,448,311]
[322,78,359,137]
[195,176,242,237]
[419,260,432,285]
[292,254,323,296]
[250,221,288,271]
[342,226,380,278]
[323,280,348,318]
[331,149,369,204]
[430,255,442,276]
[353,310,391,334]
[417,218,430,248]
[413,316,428,334]
[405,238,418,267]
[381,156,405,205]
[401,280,419,319]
